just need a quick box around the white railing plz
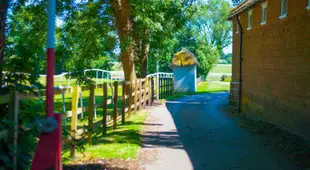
[83,69,113,85]
[3,70,174,88]
[39,72,72,87]
[147,72,173,78]
[110,71,125,81]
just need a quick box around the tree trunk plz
[139,32,150,78]
[133,34,141,77]
[110,0,136,81]
[0,1,8,91]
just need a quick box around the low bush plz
[224,76,232,82]
[220,74,228,81]
[220,75,232,82]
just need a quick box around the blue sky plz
[224,44,232,54]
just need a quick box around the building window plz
[261,2,268,25]
[279,0,288,19]
[236,16,240,34]
[247,10,252,30]
[307,0,310,10]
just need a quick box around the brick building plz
[228,0,310,139]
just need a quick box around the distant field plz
[209,64,232,74]
[206,64,232,81]
[197,82,230,93]
[165,82,230,100]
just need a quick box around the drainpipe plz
[236,15,243,113]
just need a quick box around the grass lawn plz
[166,82,230,100]
[197,82,230,93]
[23,82,147,164]
[206,64,232,81]
[39,77,114,87]
[209,64,232,74]
[62,111,147,163]
[53,86,123,112]
[21,84,125,131]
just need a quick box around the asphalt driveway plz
[139,92,307,170]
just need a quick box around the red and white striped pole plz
[31,0,62,169]
[46,0,56,117]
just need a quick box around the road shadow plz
[141,131,184,149]
[165,92,310,170]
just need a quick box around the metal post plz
[93,92,97,119]
[96,70,98,85]
[61,91,67,125]
[46,0,56,117]
[31,0,61,169]
[79,89,84,119]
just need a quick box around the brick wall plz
[231,0,310,139]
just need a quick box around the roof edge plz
[228,0,264,20]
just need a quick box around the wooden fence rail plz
[0,77,171,159]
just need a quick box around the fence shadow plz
[141,131,184,149]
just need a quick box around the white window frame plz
[247,9,252,30]
[236,16,240,34]
[307,0,310,10]
[279,0,288,19]
[261,1,268,25]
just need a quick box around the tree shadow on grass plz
[62,119,183,156]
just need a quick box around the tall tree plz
[194,0,232,54]
[109,0,136,81]
[58,1,117,79]
[0,0,9,90]
[2,0,76,88]
[146,0,231,75]
[132,0,190,78]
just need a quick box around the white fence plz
[3,70,174,88]
[147,72,173,78]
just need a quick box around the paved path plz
[139,92,304,170]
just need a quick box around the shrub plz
[224,76,232,82]
[220,74,228,82]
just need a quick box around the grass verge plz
[209,64,232,74]
[63,111,147,163]
[165,82,230,100]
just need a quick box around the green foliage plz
[221,53,232,64]
[194,0,232,53]
[129,0,190,76]
[196,43,220,76]
[58,1,117,73]
[4,1,47,88]
[91,56,114,70]
[0,98,44,169]
[224,76,232,82]
[220,74,228,81]
[147,0,232,76]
